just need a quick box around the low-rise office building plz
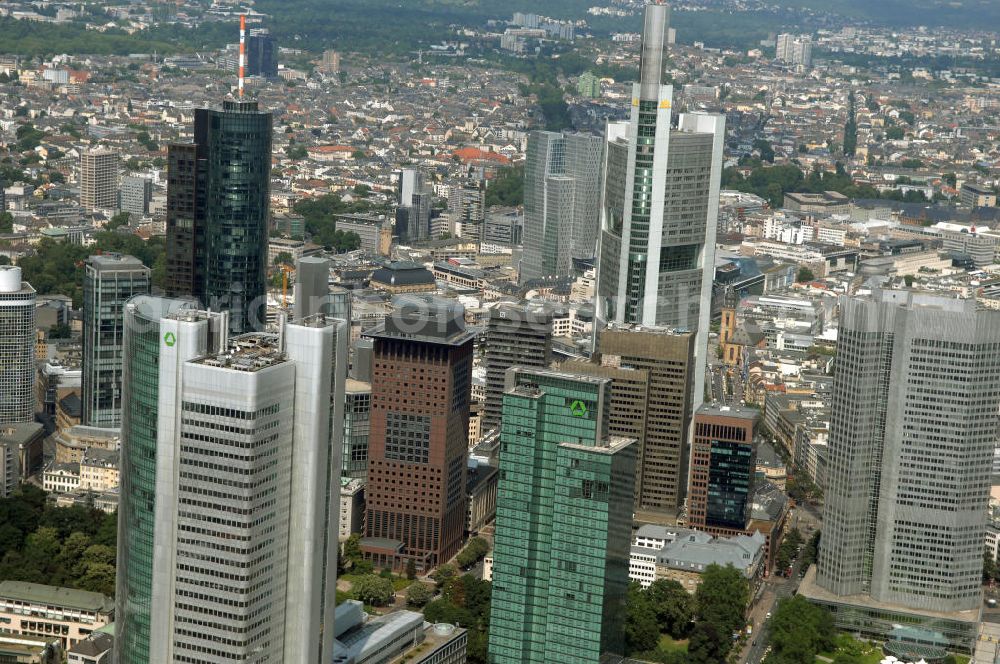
[0,582,113,652]
[333,601,467,664]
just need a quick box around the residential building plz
[628,525,697,589]
[165,100,273,335]
[320,49,340,74]
[66,631,113,664]
[43,462,79,493]
[450,183,485,241]
[776,34,813,67]
[481,302,552,433]
[520,131,603,283]
[343,378,371,479]
[578,71,601,98]
[361,295,474,571]
[118,176,152,216]
[687,405,759,533]
[960,183,996,208]
[489,367,637,664]
[802,290,1000,654]
[0,581,113,652]
[81,255,150,428]
[0,267,36,424]
[115,297,349,664]
[595,3,724,420]
[80,149,119,211]
[79,449,118,493]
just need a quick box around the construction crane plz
[279,264,295,309]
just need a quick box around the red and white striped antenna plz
[238,14,246,98]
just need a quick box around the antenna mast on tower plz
[238,14,246,98]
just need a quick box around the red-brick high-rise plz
[361,295,474,571]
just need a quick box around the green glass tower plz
[115,296,194,664]
[489,368,637,664]
[166,99,272,334]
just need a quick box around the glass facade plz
[343,383,370,480]
[706,440,754,529]
[166,100,272,335]
[489,369,635,664]
[202,101,273,335]
[82,256,150,427]
[116,302,166,664]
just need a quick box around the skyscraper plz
[451,182,485,240]
[520,131,603,283]
[246,29,278,77]
[802,290,1000,648]
[81,254,150,428]
[80,148,119,211]
[119,176,152,216]
[361,295,474,571]
[165,100,272,334]
[595,325,694,513]
[116,296,207,664]
[489,367,636,664]
[482,302,552,433]
[595,2,724,411]
[115,300,348,664]
[687,404,758,532]
[396,168,432,243]
[0,266,35,424]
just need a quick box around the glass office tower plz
[166,99,272,334]
[489,367,636,664]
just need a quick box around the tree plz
[0,211,14,233]
[406,582,434,607]
[768,596,835,664]
[485,165,524,208]
[352,184,371,197]
[77,562,116,596]
[886,126,905,140]
[47,323,72,340]
[351,574,394,606]
[753,138,775,163]
[687,621,723,664]
[694,564,749,656]
[405,558,417,581]
[797,267,815,283]
[431,563,458,589]
[624,583,660,655]
[646,579,694,638]
[286,144,307,160]
[455,536,490,569]
[108,212,131,230]
[273,251,294,267]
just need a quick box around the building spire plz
[639,2,670,101]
